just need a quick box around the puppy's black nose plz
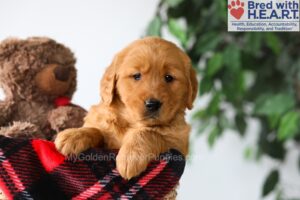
[145,99,162,112]
[54,66,70,81]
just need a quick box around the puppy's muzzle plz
[145,99,162,113]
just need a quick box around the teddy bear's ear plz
[0,38,21,62]
[26,37,53,44]
[100,57,118,106]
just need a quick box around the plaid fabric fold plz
[0,136,185,200]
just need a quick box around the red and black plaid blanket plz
[0,136,185,200]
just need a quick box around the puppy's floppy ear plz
[100,58,117,105]
[187,62,198,110]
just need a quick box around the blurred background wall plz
[0,1,299,199]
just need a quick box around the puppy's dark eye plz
[132,73,141,80]
[165,75,174,83]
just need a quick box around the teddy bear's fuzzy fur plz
[0,37,86,140]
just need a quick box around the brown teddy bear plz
[0,37,87,140]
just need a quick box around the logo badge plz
[228,0,300,32]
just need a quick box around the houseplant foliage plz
[146,0,300,199]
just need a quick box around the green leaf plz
[146,16,162,36]
[235,114,247,136]
[222,70,246,103]
[192,109,207,119]
[262,169,279,197]
[265,33,281,55]
[245,33,263,55]
[215,0,227,20]
[277,50,293,74]
[254,94,295,117]
[197,121,210,135]
[259,133,286,161]
[206,92,221,115]
[208,126,221,147]
[278,111,300,140]
[267,114,280,129]
[165,0,184,7]
[219,114,231,129]
[195,32,221,54]
[258,122,286,160]
[206,53,223,77]
[244,146,253,160]
[199,77,213,95]
[223,44,241,71]
[168,19,187,45]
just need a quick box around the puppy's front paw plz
[54,128,102,156]
[116,146,151,180]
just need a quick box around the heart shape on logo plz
[230,7,244,20]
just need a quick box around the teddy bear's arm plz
[0,121,46,139]
[48,106,87,133]
[0,100,15,126]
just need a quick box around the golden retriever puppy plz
[55,37,198,179]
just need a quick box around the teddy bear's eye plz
[132,73,141,81]
[165,74,174,83]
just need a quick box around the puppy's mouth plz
[139,114,162,127]
[137,110,161,125]
[144,111,160,119]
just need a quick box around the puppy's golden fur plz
[55,37,198,179]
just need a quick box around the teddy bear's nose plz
[54,66,70,82]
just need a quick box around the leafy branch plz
[146,0,300,199]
